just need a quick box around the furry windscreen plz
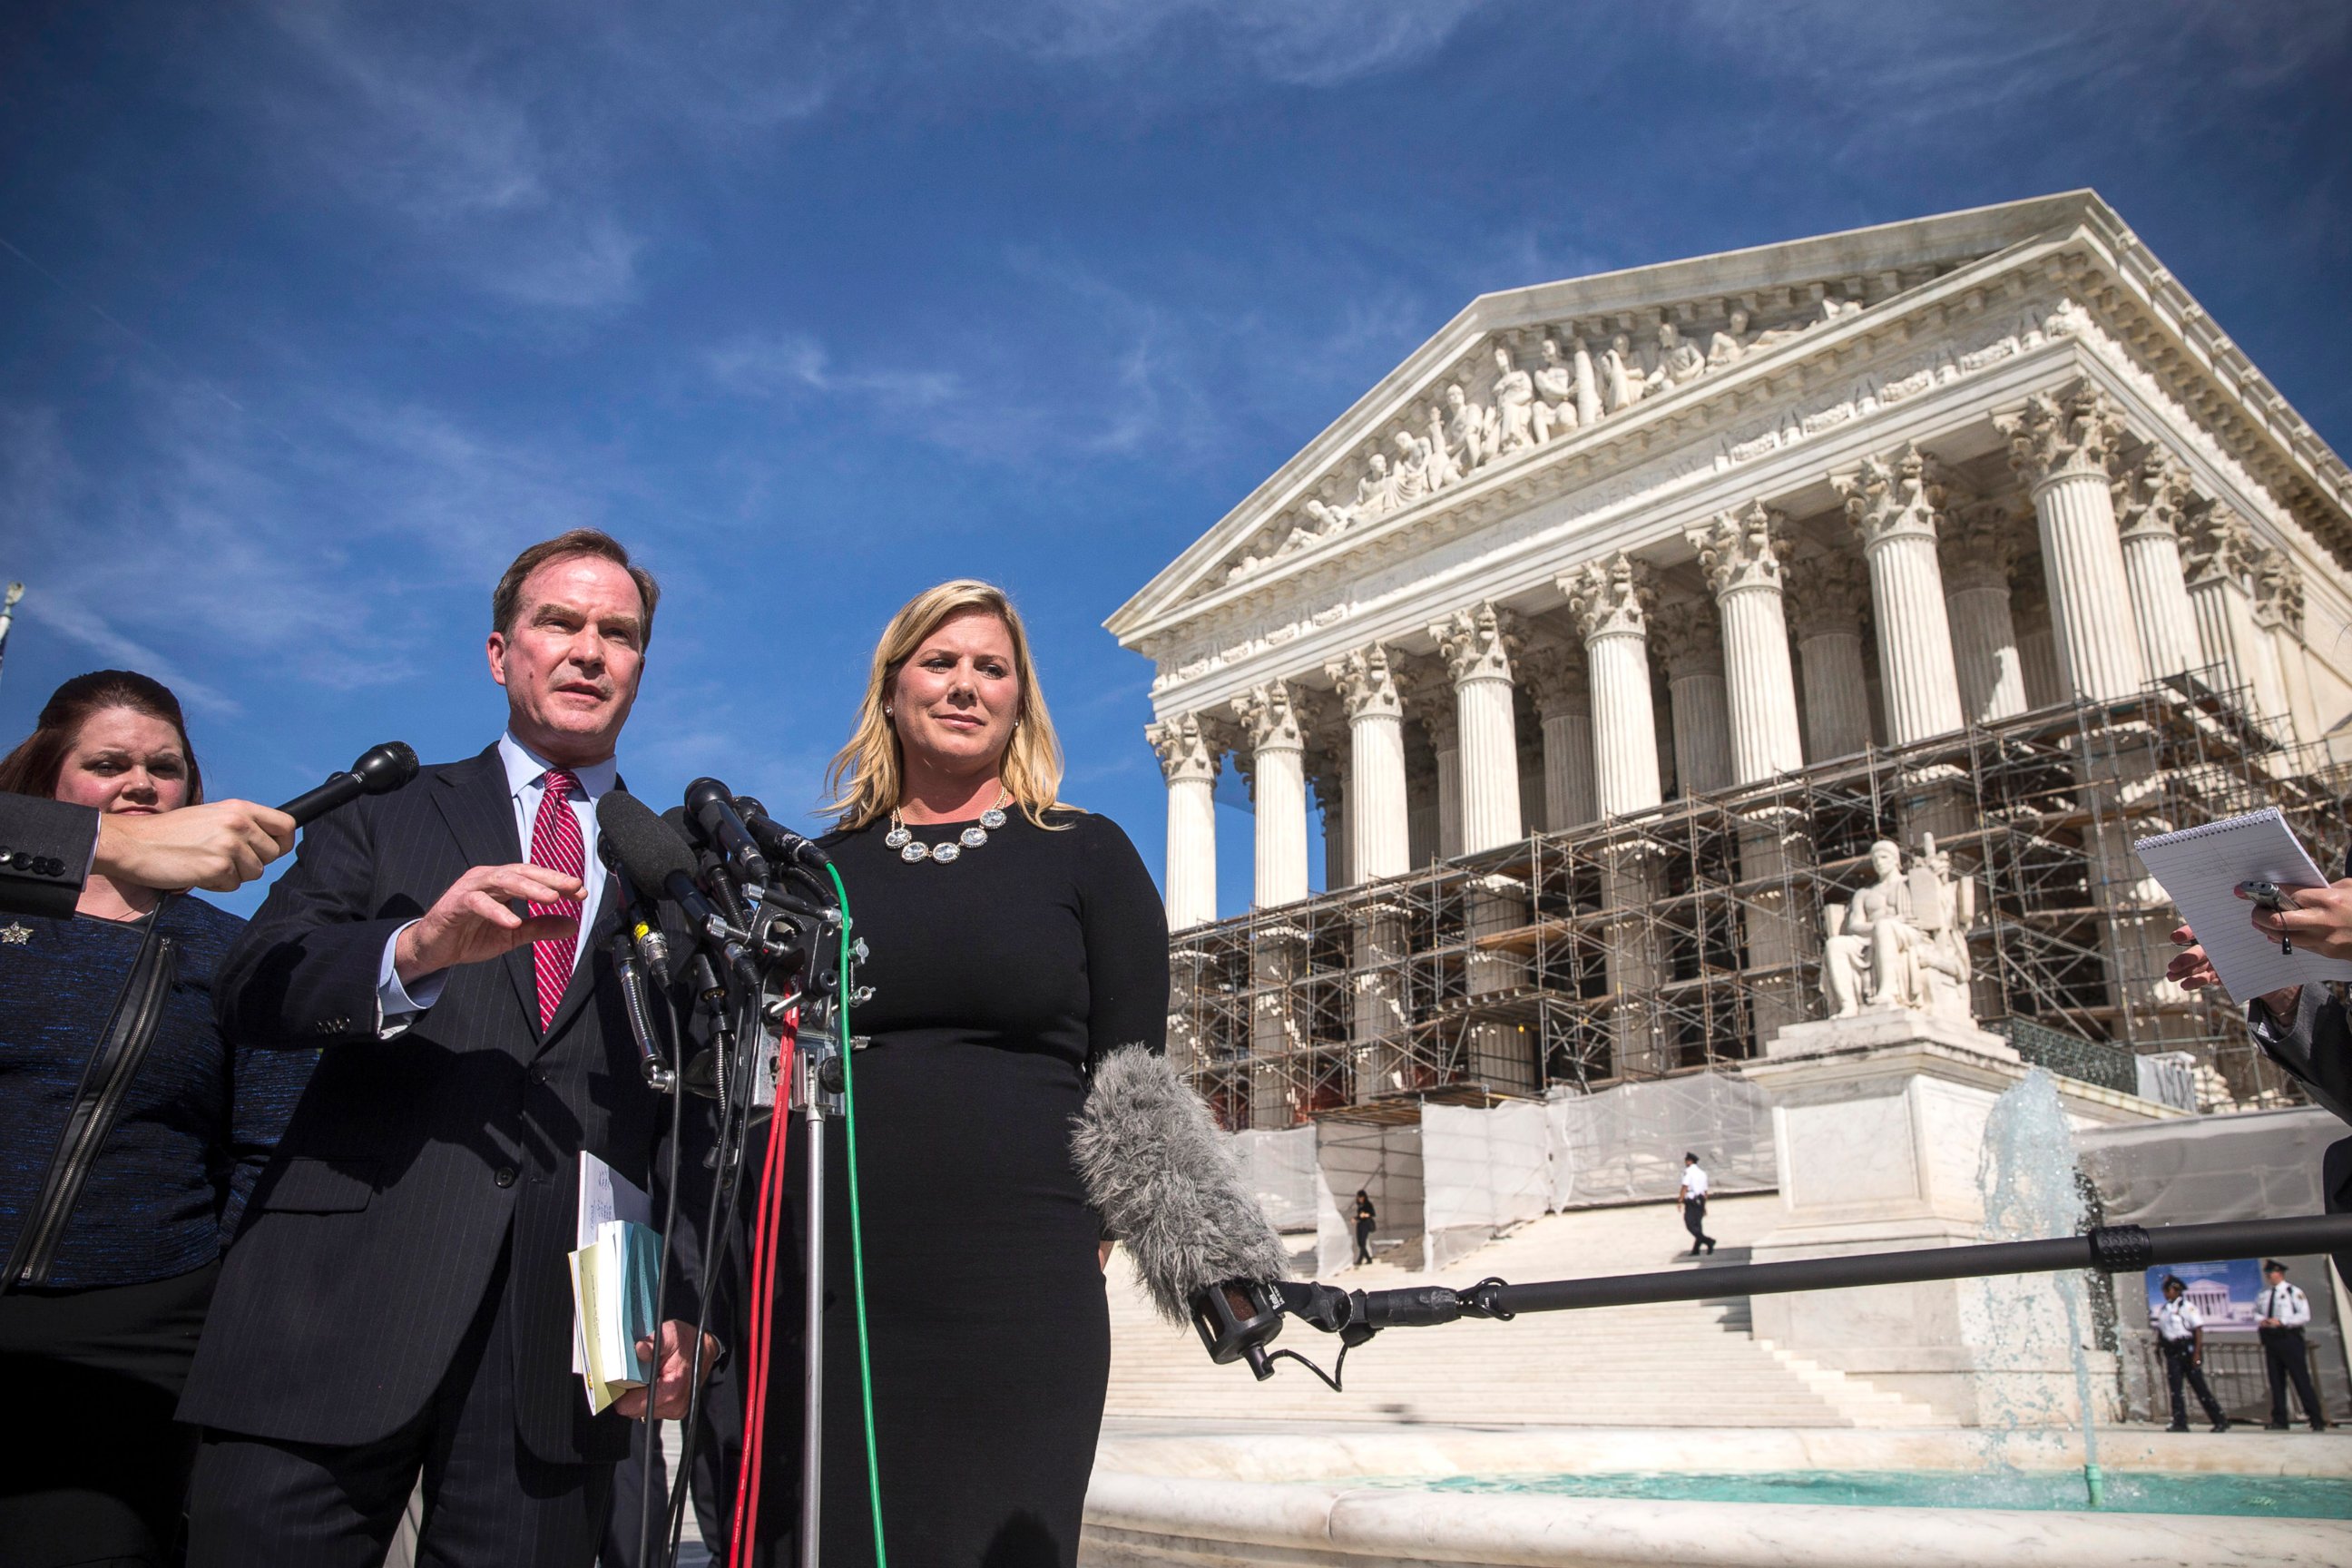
[1071,1045,1291,1323]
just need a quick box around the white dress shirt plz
[1681,1163,1710,1201]
[2151,1297,2204,1343]
[2259,1281,2312,1328]
[374,732,619,1034]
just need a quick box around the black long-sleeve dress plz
[760,806,1168,1567]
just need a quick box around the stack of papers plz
[570,1152,662,1415]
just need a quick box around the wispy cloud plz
[971,0,1494,87]
[707,331,962,411]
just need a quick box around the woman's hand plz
[2170,921,2302,1022]
[2246,877,2352,963]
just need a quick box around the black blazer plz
[180,745,678,1462]
[0,795,98,918]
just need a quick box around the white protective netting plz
[1421,1101,1552,1270]
[1547,1071,1778,1209]
[1228,1125,1352,1279]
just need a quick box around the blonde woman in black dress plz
[757,580,1167,1566]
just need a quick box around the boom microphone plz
[685,777,770,887]
[734,795,830,874]
[1070,1046,1291,1328]
[278,742,419,826]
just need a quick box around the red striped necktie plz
[526,769,584,1031]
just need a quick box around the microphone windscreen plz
[1072,1046,1292,1324]
[351,742,419,795]
[597,790,699,892]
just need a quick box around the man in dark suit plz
[182,529,711,1567]
[0,792,291,918]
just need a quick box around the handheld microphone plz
[595,838,673,985]
[734,795,831,874]
[598,793,747,977]
[666,804,752,931]
[278,742,419,827]
[685,777,771,887]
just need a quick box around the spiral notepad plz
[2134,808,2352,1001]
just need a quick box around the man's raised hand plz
[394,863,582,985]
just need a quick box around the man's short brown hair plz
[492,529,661,646]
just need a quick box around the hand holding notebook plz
[2135,808,2352,1002]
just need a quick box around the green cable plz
[826,864,888,1567]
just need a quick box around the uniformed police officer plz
[2256,1260,2327,1430]
[1680,1153,1717,1257]
[2151,1275,2231,1433]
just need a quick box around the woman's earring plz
[884,707,893,720]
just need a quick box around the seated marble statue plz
[1491,344,1547,452]
[1424,402,1463,489]
[1444,382,1492,470]
[1602,332,1647,413]
[1820,837,1975,1021]
[1388,429,1432,505]
[1646,321,1707,393]
[1353,451,1396,520]
[1533,337,1578,436]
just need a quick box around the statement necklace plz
[886,789,1010,865]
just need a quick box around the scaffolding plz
[1171,673,2352,1132]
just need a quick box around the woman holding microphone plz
[754,582,1168,1567]
[0,672,316,1567]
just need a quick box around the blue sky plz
[3,1,2347,918]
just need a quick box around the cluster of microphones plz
[284,744,837,1099]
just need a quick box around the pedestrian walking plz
[2151,1276,2231,1433]
[1680,1153,1716,1257]
[1352,1189,1377,1267]
[2256,1260,2328,1431]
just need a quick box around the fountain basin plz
[1081,1428,2352,1567]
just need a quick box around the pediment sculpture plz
[1820,835,1975,1022]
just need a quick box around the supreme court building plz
[1107,192,2352,1134]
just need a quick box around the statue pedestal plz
[1742,1011,2156,1426]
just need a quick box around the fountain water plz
[1975,1067,2104,1506]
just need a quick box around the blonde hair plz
[823,580,1069,831]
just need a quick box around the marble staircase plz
[1104,1192,1948,1429]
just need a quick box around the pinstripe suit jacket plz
[180,744,676,1463]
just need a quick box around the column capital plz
[2252,545,2304,635]
[1786,547,1869,639]
[1517,642,1589,720]
[1145,711,1223,786]
[1431,601,1524,686]
[2180,496,2256,588]
[1230,679,1308,753]
[1837,440,1948,552]
[1561,552,1655,642]
[2114,446,2192,544]
[1690,502,1791,598]
[1325,642,1405,720]
[1995,379,2124,490]
[1651,603,1723,681]
[1937,492,2024,593]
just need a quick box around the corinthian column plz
[2011,554,2063,708]
[2113,448,2201,682]
[1938,495,2029,724]
[1432,603,1526,854]
[1563,554,1665,1075]
[1326,643,1409,882]
[1787,548,1875,760]
[1836,441,1965,744]
[1146,711,1220,930]
[1655,608,1733,796]
[2251,546,2307,744]
[1562,554,1663,816]
[1402,666,1463,859]
[2181,499,2267,717]
[1691,503,1803,782]
[1519,643,1597,829]
[1231,681,1309,908]
[1997,382,2147,701]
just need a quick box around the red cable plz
[729,1021,794,1565]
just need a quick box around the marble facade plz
[1112,192,2352,1094]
